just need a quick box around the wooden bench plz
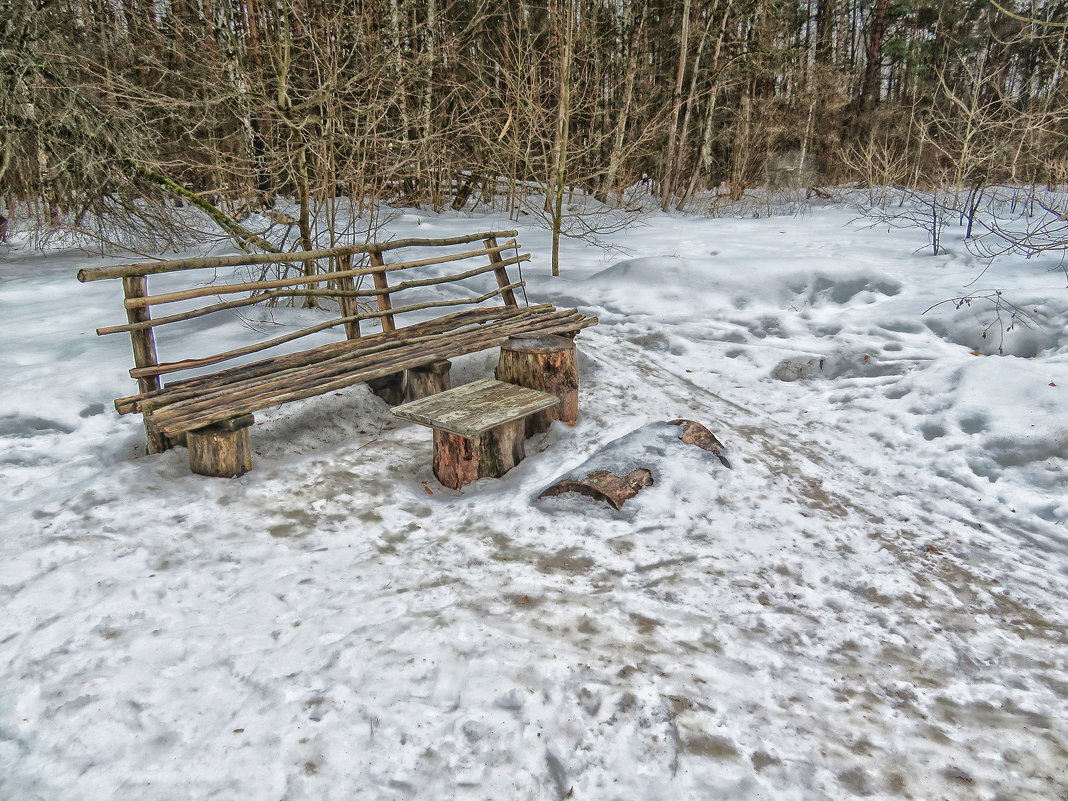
[392,378,560,488]
[78,230,597,476]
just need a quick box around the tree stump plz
[187,414,254,478]
[403,359,451,402]
[433,419,526,489]
[495,334,578,435]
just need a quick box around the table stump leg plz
[432,418,526,489]
[404,359,451,402]
[496,334,578,435]
[187,414,254,478]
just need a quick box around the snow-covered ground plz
[1,206,1066,800]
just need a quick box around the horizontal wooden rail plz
[77,230,519,282]
[97,253,529,336]
[129,281,526,379]
[122,241,517,310]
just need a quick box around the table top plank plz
[392,378,560,438]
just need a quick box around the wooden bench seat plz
[79,230,597,475]
[118,304,590,441]
[392,379,561,488]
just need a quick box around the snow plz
[1,205,1066,800]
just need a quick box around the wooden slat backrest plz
[86,231,530,384]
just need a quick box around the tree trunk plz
[404,359,451,402]
[849,0,889,141]
[682,6,731,205]
[550,0,574,277]
[673,7,716,210]
[661,0,691,211]
[600,0,644,205]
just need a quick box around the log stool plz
[495,334,578,435]
[186,414,254,478]
[391,378,559,489]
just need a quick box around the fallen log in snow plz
[538,419,730,510]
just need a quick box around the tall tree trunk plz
[673,8,715,210]
[849,0,889,141]
[683,5,731,204]
[661,0,691,211]
[600,0,645,205]
[815,0,835,67]
[419,0,436,203]
[550,0,574,277]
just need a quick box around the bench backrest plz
[77,230,529,395]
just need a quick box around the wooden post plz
[122,276,161,393]
[334,252,361,339]
[496,334,578,435]
[484,237,519,307]
[122,275,169,454]
[366,250,400,396]
[370,251,396,332]
[187,414,254,477]
[403,359,451,402]
[433,419,526,489]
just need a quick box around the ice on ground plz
[1,206,1066,800]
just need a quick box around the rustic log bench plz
[78,230,597,476]
[392,378,560,489]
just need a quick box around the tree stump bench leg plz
[186,414,254,477]
[367,372,406,406]
[432,418,526,489]
[495,334,578,435]
[404,359,451,402]
[143,414,185,454]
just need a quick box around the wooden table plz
[392,378,560,488]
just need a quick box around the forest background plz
[1,0,1065,261]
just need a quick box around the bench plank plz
[392,379,559,439]
[138,309,594,437]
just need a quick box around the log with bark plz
[538,419,730,510]
[495,334,578,435]
[186,414,254,478]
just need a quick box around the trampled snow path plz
[1,207,1065,800]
